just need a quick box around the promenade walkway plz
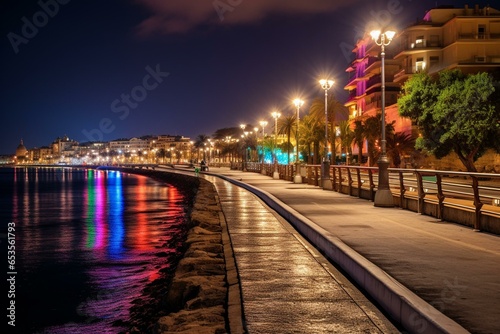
[202,167,500,334]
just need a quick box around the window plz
[478,25,486,39]
[429,56,439,67]
[429,35,439,46]
[415,36,425,47]
[415,57,426,72]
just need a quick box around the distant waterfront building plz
[0,155,15,164]
[29,146,52,163]
[153,135,192,163]
[11,134,194,165]
[15,139,28,163]
[109,137,150,153]
[51,136,79,160]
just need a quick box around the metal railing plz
[242,163,500,234]
[328,165,500,232]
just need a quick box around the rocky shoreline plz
[156,178,229,333]
[107,168,240,334]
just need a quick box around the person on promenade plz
[200,159,209,171]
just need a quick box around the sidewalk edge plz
[215,174,470,334]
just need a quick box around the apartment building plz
[345,4,500,151]
[109,137,150,153]
[152,135,193,163]
[394,4,500,82]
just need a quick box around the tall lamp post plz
[259,120,268,171]
[370,29,396,207]
[259,120,267,138]
[293,98,304,183]
[240,124,246,170]
[271,111,281,179]
[319,79,334,189]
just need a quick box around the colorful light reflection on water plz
[0,167,188,333]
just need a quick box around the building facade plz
[394,4,500,82]
[344,4,500,162]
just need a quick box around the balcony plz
[365,75,381,90]
[365,58,381,75]
[344,75,362,90]
[394,40,442,58]
[457,33,500,40]
[345,90,359,107]
[393,67,413,83]
[456,55,500,66]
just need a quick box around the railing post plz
[415,172,424,214]
[315,166,319,186]
[436,174,445,220]
[398,171,406,208]
[332,166,337,192]
[356,168,362,198]
[471,176,483,231]
[368,169,375,201]
[347,167,353,196]
[338,167,343,193]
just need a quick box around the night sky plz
[1,0,478,154]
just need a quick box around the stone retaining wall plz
[156,179,233,334]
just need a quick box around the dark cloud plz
[133,0,359,35]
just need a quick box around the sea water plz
[1,167,188,333]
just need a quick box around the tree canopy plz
[398,70,500,172]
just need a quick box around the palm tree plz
[194,134,210,162]
[212,127,246,163]
[300,115,323,164]
[212,127,241,140]
[352,119,365,165]
[156,148,166,163]
[363,114,395,166]
[260,136,275,163]
[338,120,354,163]
[386,132,416,168]
[308,95,349,162]
[278,114,296,164]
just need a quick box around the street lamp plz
[371,29,396,207]
[259,121,268,137]
[271,110,281,179]
[240,124,246,170]
[319,79,334,189]
[293,98,304,183]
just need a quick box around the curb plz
[214,174,470,334]
[216,194,247,334]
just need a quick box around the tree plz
[278,114,296,164]
[363,114,395,166]
[398,70,500,172]
[386,132,415,168]
[156,148,166,163]
[352,119,365,165]
[212,127,242,140]
[309,95,349,162]
[338,120,354,163]
[212,127,246,162]
[194,134,210,161]
[300,115,323,164]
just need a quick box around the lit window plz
[416,57,426,71]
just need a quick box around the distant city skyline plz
[1,0,480,154]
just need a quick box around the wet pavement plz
[201,167,500,334]
[205,173,399,334]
